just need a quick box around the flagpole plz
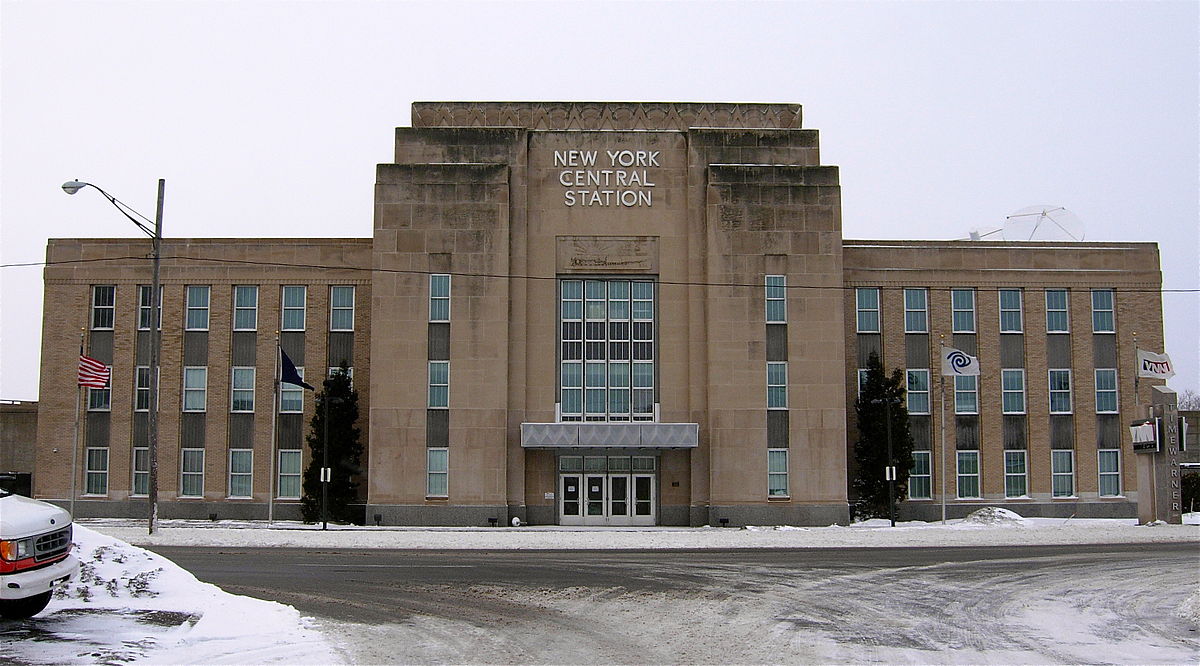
[71,330,84,518]
[1132,332,1139,410]
[268,334,280,524]
[939,337,947,525]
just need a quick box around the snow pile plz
[35,525,344,665]
[744,524,808,532]
[1175,588,1200,627]
[55,533,170,607]
[960,506,1028,527]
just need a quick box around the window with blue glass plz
[559,279,654,422]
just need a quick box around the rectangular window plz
[954,375,978,414]
[180,448,204,497]
[767,448,788,497]
[1046,289,1069,333]
[185,286,210,331]
[277,450,301,499]
[999,289,1023,333]
[855,287,880,333]
[857,369,869,398]
[427,447,449,497]
[951,289,975,333]
[280,367,305,413]
[430,274,450,322]
[1094,369,1118,413]
[330,285,354,331]
[428,361,449,409]
[183,366,207,412]
[132,447,149,496]
[1049,369,1072,414]
[281,285,306,331]
[909,451,931,500]
[767,362,787,409]
[87,365,112,411]
[1051,449,1075,497]
[91,285,115,330]
[84,447,108,495]
[1004,450,1028,498]
[559,279,655,422]
[765,275,786,323]
[138,285,162,330]
[904,288,928,333]
[1098,449,1121,497]
[228,449,253,498]
[906,369,930,414]
[1001,369,1026,414]
[134,365,157,411]
[231,367,255,412]
[956,450,980,499]
[1091,289,1115,333]
[233,285,258,331]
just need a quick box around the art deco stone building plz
[33,102,1165,525]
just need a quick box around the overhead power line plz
[2,254,1197,294]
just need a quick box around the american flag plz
[78,354,110,389]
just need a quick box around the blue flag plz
[280,348,315,390]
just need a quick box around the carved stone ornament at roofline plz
[411,102,804,131]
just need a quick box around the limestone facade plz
[30,102,1165,525]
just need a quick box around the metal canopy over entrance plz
[521,422,698,449]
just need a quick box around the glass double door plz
[560,473,655,526]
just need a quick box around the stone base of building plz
[699,503,851,527]
[44,499,306,522]
[366,504,513,527]
[899,500,1138,522]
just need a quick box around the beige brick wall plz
[843,240,1162,508]
[34,238,372,507]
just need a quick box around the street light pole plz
[148,180,164,536]
[62,179,164,535]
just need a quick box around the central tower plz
[368,102,848,526]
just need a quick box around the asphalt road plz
[147,542,1198,624]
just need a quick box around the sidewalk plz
[82,513,1200,550]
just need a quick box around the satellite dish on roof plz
[965,205,1086,241]
[1002,206,1085,241]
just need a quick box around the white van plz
[0,489,79,619]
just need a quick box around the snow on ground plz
[3,511,1197,665]
[86,510,1200,551]
[1,525,342,665]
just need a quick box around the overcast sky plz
[2,0,1197,401]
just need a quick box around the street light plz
[62,179,164,536]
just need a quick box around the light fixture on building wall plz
[62,179,164,536]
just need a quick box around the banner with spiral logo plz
[940,347,980,376]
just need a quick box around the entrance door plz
[631,474,655,526]
[561,474,581,519]
[585,475,606,518]
[559,473,655,526]
[557,455,657,526]
[609,475,629,518]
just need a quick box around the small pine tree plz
[851,351,915,520]
[301,364,363,524]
